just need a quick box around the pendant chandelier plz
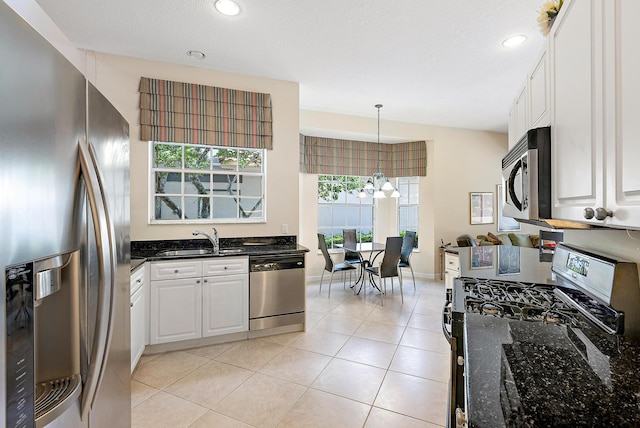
[357,104,400,199]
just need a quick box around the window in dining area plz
[398,176,419,248]
[318,175,373,249]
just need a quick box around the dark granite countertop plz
[464,313,640,427]
[130,258,145,272]
[130,235,309,264]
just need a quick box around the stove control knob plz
[595,207,613,221]
[457,356,464,366]
[583,207,595,220]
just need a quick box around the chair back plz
[400,231,416,264]
[456,234,477,247]
[343,229,360,260]
[317,233,334,272]
[379,236,403,278]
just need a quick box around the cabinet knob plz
[203,279,207,283]
[224,266,228,270]
[174,269,179,273]
[196,280,200,284]
[136,279,141,283]
[583,207,595,219]
[595,207,613,221]
[130,303,134,308]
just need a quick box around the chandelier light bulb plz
[357,190,367,199]
[381,179,394,192]
[373,190,385,199]
[390,188,401,198]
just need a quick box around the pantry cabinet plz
[550,0,640,228]
[149,257,248,345]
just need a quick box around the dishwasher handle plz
[250,255,305,272]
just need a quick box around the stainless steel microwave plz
[501,127,551,224]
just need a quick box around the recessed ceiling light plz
[502,35,527,47]
[215,0,240,16]
[187,50,206,60]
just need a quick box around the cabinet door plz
[150,278,201,344]
[551,0,605,223]
[514,84,528,141]
[202,274,248,337]
[529,40,551,128]
[604,0,640,228]
[130,283,146,372]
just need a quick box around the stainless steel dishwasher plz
[249,254,305,330]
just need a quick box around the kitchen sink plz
[156,248,213,257]
[156,248,246,257]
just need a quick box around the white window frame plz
[317,175,374,250]
[398,176,419,249]
[149,141,266,224]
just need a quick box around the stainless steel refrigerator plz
[1,3,131,427]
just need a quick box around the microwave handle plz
[508,158,523,211]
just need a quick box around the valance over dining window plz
[139,77,273,149]
[299,134,426,177]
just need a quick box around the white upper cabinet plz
[528,39,551,129]
[550,0,640,228]
[508,83,529,149]
[550,0,604,223]
[508,40,551,149]
[603,0,640,228]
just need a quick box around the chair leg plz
[319,270,325,294]
[399,271,404,303]
[410,266,416,290]
[328,271,335,298]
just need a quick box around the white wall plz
[299,110,510,280]
[86,52,300,242]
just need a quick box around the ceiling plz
[35,0,547,134]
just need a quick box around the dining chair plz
[398,231,417,290]
[364,236,403,305]
[317,233,357,298]
[342,229,363,265]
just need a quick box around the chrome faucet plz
[192,227,219,254]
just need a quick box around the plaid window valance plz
[299,135,426,177]
[139,77,273,149]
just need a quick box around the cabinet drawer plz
[130,266,145,295]
[202,256,248,276]
[444,253,460,272]
[150,260,202,280]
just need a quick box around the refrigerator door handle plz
[77,139,117,421]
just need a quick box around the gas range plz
[443,244,640,428]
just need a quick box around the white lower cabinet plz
[202,274,248,337]
[149,257,248,345]
[130,265,147,372]
[444,252,460,291]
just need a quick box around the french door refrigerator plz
[1,3,131,427]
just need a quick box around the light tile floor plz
[131,276,450,428]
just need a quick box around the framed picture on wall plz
[470,192,494,225]
[496,184,521,232]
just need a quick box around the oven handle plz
[442,300,453,344]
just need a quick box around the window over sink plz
[150,141,265,223]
